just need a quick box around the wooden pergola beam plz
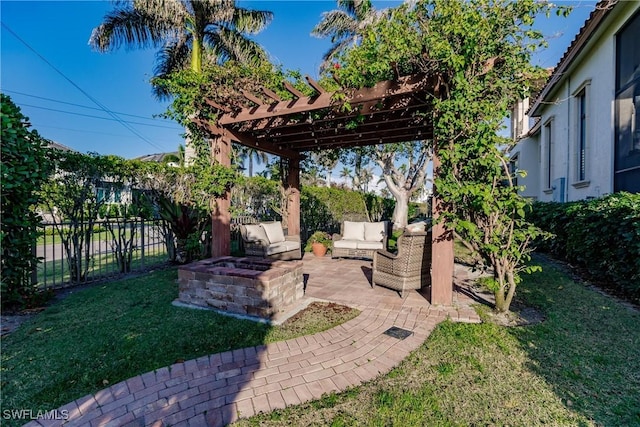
[192,118,301,160]
[305,75,326,94]
[262,87,282,102]
[241,89,264,106]
[283,81,305,99]
[224,128,302,160]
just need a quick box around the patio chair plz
[372,230,432,297]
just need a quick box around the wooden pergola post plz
[211,135,231,257]
[286,158,301,236]
[430,144,454,305]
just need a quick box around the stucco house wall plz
[510,1,639,201]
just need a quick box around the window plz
[615,11,640,193]
[544,120,553,189]
[509,154,519,187]
[576,88,587,182]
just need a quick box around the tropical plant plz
[236,145,269,177]
[311,0,386,71]
[89,0,272,97]
[89,0,273,162]
[339,166,352,187]
[1,95,52,308]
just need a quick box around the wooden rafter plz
[283,81,305,99]
[241,89,264,106]
[305,75,325,94]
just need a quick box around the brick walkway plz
[24,255,482,427]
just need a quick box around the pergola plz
[194,72,454,305]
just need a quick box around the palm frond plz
[311,10,355,39]
[133,0,187,23]
[152,39,191,99]
[89,7,180,52]
[205,27,268,66]
[231,7,273,34]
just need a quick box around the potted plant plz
[306,231,332,257]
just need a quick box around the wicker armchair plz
[372,231,432,297]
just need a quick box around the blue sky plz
[1,0,597,160]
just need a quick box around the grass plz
[233,257,640,426]
[0,269,359,423]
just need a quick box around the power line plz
[1,22,166,152]
[3,89,177,123]
[18,102,183,130]
[37,123,181,144]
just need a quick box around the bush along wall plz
[528,193,640,302]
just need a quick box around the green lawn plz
[4,257,639,426]
[233,257,640,426]
[0,269,359,424]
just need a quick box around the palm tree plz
[339,166,352,188]
[90,0,273,163]
[311,0,384,70]
[237,146,269,177]
[90,0,272,95]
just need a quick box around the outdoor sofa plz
[332,220,388,260]
[239,221,302,260]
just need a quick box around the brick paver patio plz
[24,254,482,427]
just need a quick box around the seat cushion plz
[265,240,300,255]
[342,221,365,240]
[333,239,359,249]
[261,221,285,243]
[364,221,386,242]
[244,224,268,243]
[357,241,384,250]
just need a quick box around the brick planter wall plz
[177,256,304,320]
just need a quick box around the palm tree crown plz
[89,0,273,98]
[311,0,383,70]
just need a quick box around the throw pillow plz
[244,224,268,242]
[364,221,386,242]
[261,221,286,243]
[342,221,365,240]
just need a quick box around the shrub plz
[1,95,52,308]
[528,193,640,301]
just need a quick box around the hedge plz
[527,193,640,302]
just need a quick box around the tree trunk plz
[391,190,410,229]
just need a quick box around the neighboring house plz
[135,151,181,168]
[510,0,639,202]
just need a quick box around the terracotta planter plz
[311,242,328,257]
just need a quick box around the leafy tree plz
[40,152,127,283]
[311,0,387,70]
[373,141,432,229]
[1,95,52,308]
[334,0,564,312]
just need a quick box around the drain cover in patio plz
[384,326,413,340]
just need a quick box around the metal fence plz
[35,218,169,290]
